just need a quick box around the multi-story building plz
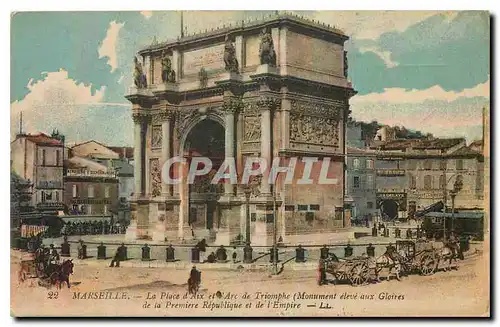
[345,147,377,222]
[69,141,134,222]
[64,157,119,216]
[11,133,65,214]
[371,135,484,220]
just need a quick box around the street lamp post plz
[450,191,456,232]
[243,186,251,244]
[272,185,278,275]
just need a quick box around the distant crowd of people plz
[61,220,127,236]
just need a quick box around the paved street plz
[11,246,488,317]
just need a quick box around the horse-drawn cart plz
[395,240,440,276]
[319,255,375,287]
[318,239,446,287]
[18,254,43,282]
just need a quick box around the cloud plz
[358,47,398,68]
[313,11,438,40]
[11,69,106,139]
[349,80,489,142]
[140,11,153,19]
[98,21,125,73]
[351,78,490,104]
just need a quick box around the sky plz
[10,11,490,146]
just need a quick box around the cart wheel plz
[420,254,437,276]
[349,262,370,287]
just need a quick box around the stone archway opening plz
[380,200,399,220]
[183,119,225,236]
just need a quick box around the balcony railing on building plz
[37,181,63,189]
[66,169,117,178]
[376,169,406,177]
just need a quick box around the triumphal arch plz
[125,13,356,245]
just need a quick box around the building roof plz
[469,140,483,147]
[412,138,464,149]
[450,146,482,157]
[346,147,377,156]
[375,137,464,151]
[18,133,62,146]
[108,146,134,160]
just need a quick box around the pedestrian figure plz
[232,247,237,263]
[49,244,60,265]
[188,266,201,294]
[109,243,126,267]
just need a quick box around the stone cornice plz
[138,13,348,56]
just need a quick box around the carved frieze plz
[150,158,161,197]
[151,125,162,148]
[243,116,261,142]
[290,100,342,119]
[290,113,340,147]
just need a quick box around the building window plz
[104,186,110,198]
[456,159,464,170]
[366,175,374,189]
[366,159,374,169]
[87,205,92,215]
[42,149,46,166]
[309,204,320,211]
[284,205,295,212]
[440,160,447,170]
[353,158,360,169]
[88,185,95,198]
[297,204,308,212]
[72,185,77,198]
[439,175,446,189]
[353,176,360,188]
[55,191,59,202]
[424,159,432,170]
[424,175,433,190]
[56,150,60,166]
[367,202,373,209]
[409,174,416,189]
[104,204,108,215]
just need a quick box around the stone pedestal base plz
[255,64,278,75]
[252,221,274,246]
[152,222,167,242]
[125,221,147,240]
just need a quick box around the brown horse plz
[50,259,74,289]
